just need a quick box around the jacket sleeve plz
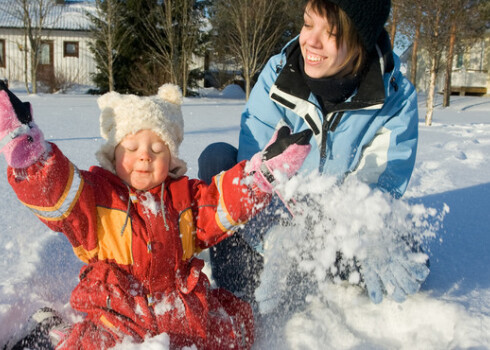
[191,160,271,248]
[7,143,100,261]
[237,54,286,162]
[350,72,418,198]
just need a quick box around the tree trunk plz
[108,57,114,92]
[181,51,188,97]
[23,33,29,93]
[390,3,398,48]
[443,23,457,107]
[410,7,422,88]
[30,52,37,94]
[425,54,438,126]
[243,63,251,100]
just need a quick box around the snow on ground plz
[0,84,489,349]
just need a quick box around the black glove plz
[263,126,313,160]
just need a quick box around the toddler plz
[0,81,311,350]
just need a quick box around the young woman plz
[199,0,427,307]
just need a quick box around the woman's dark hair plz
[304,0,366,74]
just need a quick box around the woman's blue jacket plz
[237,31,418,198]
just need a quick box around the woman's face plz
[299,6,352,79]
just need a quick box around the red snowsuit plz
[8,143,270,349]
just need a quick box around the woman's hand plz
[246,126,312,193]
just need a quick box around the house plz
[400,29,490,96]
[0,0,96,90]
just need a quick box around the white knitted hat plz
[96,84,187,178]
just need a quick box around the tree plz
[394,0,488,116]
[210,0,291,99]
[135,0,206,96]
[387,0,424,87]
[3,0,58,93]
[442,0,487,107]
[421,0,446,126]
[87,0,128,92]
[389,0,402,49]
[409,6,422,88]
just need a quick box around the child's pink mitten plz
[246,126,312,193]
[0,81,47,168]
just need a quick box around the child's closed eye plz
[120,141,138,151]
[151,143,166,153]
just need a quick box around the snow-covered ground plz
[0,84,489,349]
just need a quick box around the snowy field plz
[0,84,489,349]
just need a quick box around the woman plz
[199,0,427,307]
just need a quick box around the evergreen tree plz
[87,0,128,93]
[129,0,208,96]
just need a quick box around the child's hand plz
[246,126,312,193]
[0,81,46,168]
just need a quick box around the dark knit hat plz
[328,0,391,52]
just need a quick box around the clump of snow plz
[112,333,171,350]
[221,84,245,99]
[255,174,445,315]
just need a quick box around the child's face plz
[114,129,171,191]
[299,6,352,79]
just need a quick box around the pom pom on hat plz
[96,84,187,178]
[158,83,183,106]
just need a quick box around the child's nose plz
[139,150,152,162]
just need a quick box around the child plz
[0,81,312,350]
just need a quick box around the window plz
[63,41,79,58]
[40,42,52,65]
[456,53,464,69]
[0,39,5,68]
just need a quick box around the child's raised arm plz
[0,81,47,169]
[194,126,312,249]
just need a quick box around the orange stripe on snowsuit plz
[179,208,201,260]
[213,171,249,233]
[214,171,239,232]
[21,162,84,221]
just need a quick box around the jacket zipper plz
[319,111,343,173]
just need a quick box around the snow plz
[0,83,489,349]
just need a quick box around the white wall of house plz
[0,28,96,86]
[400,32,489,96]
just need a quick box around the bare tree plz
[87,0,128,92]
[443,20,457,107]
[423,0,445,126]
[410,6,422,87]
[389,0,401,49]
[388,0,424,87]
[211,0,290,99]
[442,0,487,107]
[4,0,58,93]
